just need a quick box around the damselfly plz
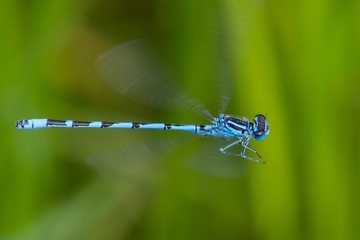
[15,39,269,167]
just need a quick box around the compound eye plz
[254,130,266,140]
[254,130,264,137]
[254,114,265,125]
[253,114,269,140]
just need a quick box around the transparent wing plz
[177,136,250,178]
[86,134,193,179]
[86,135,249,179]
[207,8,235,113]
[205,2,255,113]
[95,39,213,121]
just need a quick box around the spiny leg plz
[240,137,262,159]
[219,138,266,164]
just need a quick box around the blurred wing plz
[205,2,255,113]
[86,134,194,180]
[208,8,235,113]
[177,136,250,178]
[87,135,249,179]
[95,39,213,121]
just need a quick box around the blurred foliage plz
[1,0,360,239]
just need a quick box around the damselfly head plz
[253,114,269,141]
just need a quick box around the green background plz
[1,0,360,239]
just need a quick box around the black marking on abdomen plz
[47,119,66,127]
[164,124,172,130]
[199,124,208,131]
[16,119,29,128]
[196,124,210,133]
[132,122,140,129]
[101,122,114,128]
[72,121,91,127]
